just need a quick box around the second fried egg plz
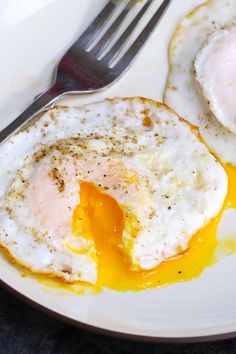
[164,0,236,165]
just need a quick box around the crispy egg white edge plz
[164,0,236,165]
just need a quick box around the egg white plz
[0,98,228,282]
[164,0,236,165]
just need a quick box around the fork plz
[0,0,171,143]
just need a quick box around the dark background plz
[0,287,235,354]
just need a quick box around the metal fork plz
[0,0,171,143]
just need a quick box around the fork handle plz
[0,84,64,144]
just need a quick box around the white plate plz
[0,0,236,342]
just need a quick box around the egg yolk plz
[72,181,124,259]
[68,164,236,292]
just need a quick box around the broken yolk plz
[72,181,124,260]
[69,164,236,292]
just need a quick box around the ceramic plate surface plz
[0,0,236,342]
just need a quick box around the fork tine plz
[90,0,135,58]
[114,0,171,73]
[102,0,153,65]
[77,1,117,50]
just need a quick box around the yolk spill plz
[213,163,236,261]
[223,164,236,209]
[31,164,236,293]
[70,165,236,292]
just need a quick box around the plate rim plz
[1,278,236,344]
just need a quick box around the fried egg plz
[0,98,227,286]
[164,0,236,165]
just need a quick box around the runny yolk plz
[72,180,124,262]
[69,164,236,292]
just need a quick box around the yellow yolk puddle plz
[223,164,236,209]
[213,164,236,261]
[68,167,236,292]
